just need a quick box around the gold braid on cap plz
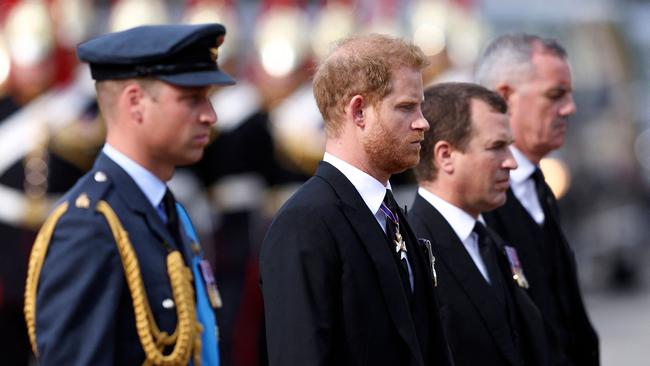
[24,200,203,366]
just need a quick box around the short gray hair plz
[475,33,567,89]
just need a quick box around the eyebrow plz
[547,85,572,93]
[397,95,422,104]
[486,134,514,146]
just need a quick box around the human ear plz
[123,84,144,123]
[434,141,455,174]
[348,95,365,127]
[495,83,512,102]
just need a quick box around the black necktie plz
[382,190,412,294]
[530,167,556,222]
[162,188,183,246]
[531,168,567,276]
[473,222,505,303]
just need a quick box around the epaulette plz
[65,170,114,213]
[24,169,115,357]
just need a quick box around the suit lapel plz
[489,226,550,366]
[411,195,519,365]
[94,154,178,252]
[399,210,429,292]
[316,162,424,366]
[499,187,576,311]
[530,184,579,319]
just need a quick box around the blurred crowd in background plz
[1,0,649,365]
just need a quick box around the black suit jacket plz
[260,162,453,366]
[409,194,548,366]
[484,188,599,365]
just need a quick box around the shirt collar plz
[323,152,391,215]
[509,145,537,185]
[102,143,167,209]
[417,187,484,242]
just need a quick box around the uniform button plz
[94,171,107,182]
[162,298,175,309]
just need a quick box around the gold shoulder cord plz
[24,200,203,366]
[24,202,69,357]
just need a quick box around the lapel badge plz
[419,238,437,287]
[504,245,529,289]
[431,254,438,287]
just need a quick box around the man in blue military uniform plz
[23,23,234,365]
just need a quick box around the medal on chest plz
[504,245,529,289]
[393,227,408,260]
[380,202,408,260]
[199,259,223,308]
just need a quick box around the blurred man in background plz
[476,33,599,365]
[0,1,98,364]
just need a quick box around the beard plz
[362,117,422,176]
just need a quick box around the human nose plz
[503,149,518,170]
[559,93,576,117]
[200,100,217,126]
[413,110,429,131]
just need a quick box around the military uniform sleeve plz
[35,206,124,366]
[260,206,341,366]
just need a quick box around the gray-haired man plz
[477,33,599,366]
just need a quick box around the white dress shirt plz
[417,187,492,283]
[509,146,545,225]
[102,144,167,212]
[324,152,413,289]
[324,152,392,231]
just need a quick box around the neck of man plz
[514,141,544,166]
[106,134,174,182]
[419,180,480,219]
[325,139,390,186]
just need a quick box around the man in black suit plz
[409,82,548,366]
[260,34,453,366]
[476,33,599,365]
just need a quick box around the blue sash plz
[176,203,220,366]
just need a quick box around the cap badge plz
[209,35,225,63]
[209,47,219,62]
